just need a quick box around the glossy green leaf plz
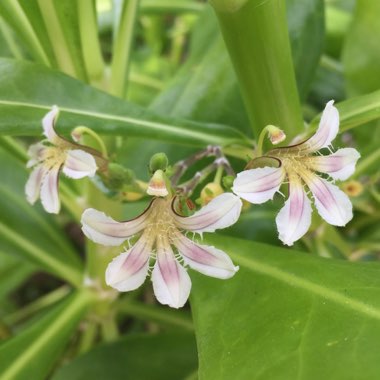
[342,1,380,96]
[0,146,83,287]
[0,290,93,380]
[191,235,380,380]
[0,58,246,147]
[52,332,197,380]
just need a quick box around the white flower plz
[81,193,242,308]
[233,100,360,246]
[25,106,98,214]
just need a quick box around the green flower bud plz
[107,163,135,190]
[149,153,169,172]
[222,175,235,190]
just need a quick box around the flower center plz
[144,198,177,246]
[43,145,68,169]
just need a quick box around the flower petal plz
[81,207,150,246]
[172,193,242,233]
[152,236,191,308]
[307,148,360,181]
[174,233,238,279]
[25,165,46,204]
[276,176,312,246]
[42,106,60,143]
[26,142,45,168]
[62,149,97,179]
[40,165,61,213]
[299,100,339,152]
[232,166,285,204]
[304,173,353,226]
[105,237,151,292]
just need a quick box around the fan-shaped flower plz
[81,193,242,308]
[233,100,360,246]
[25,106,99,213]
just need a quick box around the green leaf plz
[0,58,246,147]
[191,235,380,379]
[342,1,380,96]
[0,290,93,380]
[0,146,83,287]
[310,89,380,132]
[52,332,197,380]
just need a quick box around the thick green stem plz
[0,1,51,66]
[78,0,106,88]
[0,18,24,59]
[37,0,80,78]
[211,0,303,139]
[110,0,140,97]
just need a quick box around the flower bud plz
[266,125,286,145]
[342,180,363,197]
[149,153,169,172]
[107,163,135,190]
[147,169,169,197]
[200,182,224,205]
[222,175,234,190]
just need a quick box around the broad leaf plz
[191,235,380,380]
[52,332,197,380]
[0,290,93,380]
[0,58,246,147]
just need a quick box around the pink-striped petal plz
[40,165,61,214]
[232,166,285,204]
[174,233,238,279]
[81,207,150,246]
[276,177,312,246]
[298,100,339,152]
[42,106,60,143]
[105,237,151,292]
[173,193,242,233]
[303,172,353,226]
[152,236,191,308]
[25,165,46,204]
[62,149,97,179]
[307,148,360,181]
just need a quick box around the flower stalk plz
[210,0,304,139]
